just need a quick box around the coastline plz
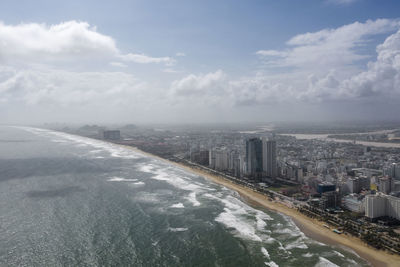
[119,144,400,267]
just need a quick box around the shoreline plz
[172,164,400,267]
[119,145,400,267]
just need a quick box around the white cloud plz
[339,29,400,99]
[257,19,400,71]
[0,21,118,63]
[0,67,146,106]
[176,52,186,57]
[169,25,400,110]
[162,68,181,73]
[1,18,400,123]
[0,20,177,123]
[0,20,174,66]
[119,53,175,65]
[110,62,127,68]
[256,50,287,57]
[326,0,359,5]
[170,70,226,97]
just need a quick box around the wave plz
[139,163,210,207]
[107,176,138,182]
[186,192,201,206]
[264,261,279,267]
[215,207,262,242]
[168,227,188,232]
[170,203,185,208]
[19,127,142,159]
[284,237,308,250]
[130,182,145,187]
[261,247,270,259]
[315,257,340,267]
[133,192,160,204]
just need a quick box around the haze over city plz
[4,1,400,267]
[1,0,400,124]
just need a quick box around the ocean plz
[0,126,369,266]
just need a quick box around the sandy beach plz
[123,144,400,267]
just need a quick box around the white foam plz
[140,165,155,173]
[346,259,358,265]
[256,212,269,230]
[51,139,68,143]
[205,192,277,244]
[107,177,138,182]
[171,203,185,208]
[130,182,145,187]
[141,164,204,192]
[302,253,313,258]
[215,208,262,242]
[275,214,307,240]
[261,247,270,259]
[168,227,188,232]
[89,149,103,154]
[140,163,210,208]
[186,192,201,206]
[277,242,285,251]
[133,193,159,203]
[265,237,276,244]
[284,238,308,250]
[315,257,340,267]
[19,127,142,159]
[333,251,345,258]
[264,261,279,267]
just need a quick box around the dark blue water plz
[0,126,368,266]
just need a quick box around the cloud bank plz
[1,19,400,123]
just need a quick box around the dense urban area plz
[49,122,400,255]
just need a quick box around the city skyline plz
[1,0,400,124]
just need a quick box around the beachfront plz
[126,145,400,267]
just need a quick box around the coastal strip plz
[120,144,400,267]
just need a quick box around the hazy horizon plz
[1,0,400,124]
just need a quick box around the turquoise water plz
[0,126,368,266]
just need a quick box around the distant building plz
[346,178,360,194]
[246,138,263,178]
[190,150,209,166]
[379,177,392,194]
[317,183,336,194]
[100,130,121,140]
[263,138,277,178]
[359,176,370,191]
[343,194,365,213]
[214,148,229,171]
[390,163,400,180]
[320,191,341,209]
[209,149,216,169]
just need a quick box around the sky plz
[0,0,400,124]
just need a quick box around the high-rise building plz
[365,193,400,220]
[365,194,387,219]
[263,139,277,178]
[379,177,392,194]
[391,163,400,180]
[246,138,263,177]
[346,178,361,194]
[100,130,121,140]
[209,149,216,169]
[319,191,341,209]
[214,148,229,171]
